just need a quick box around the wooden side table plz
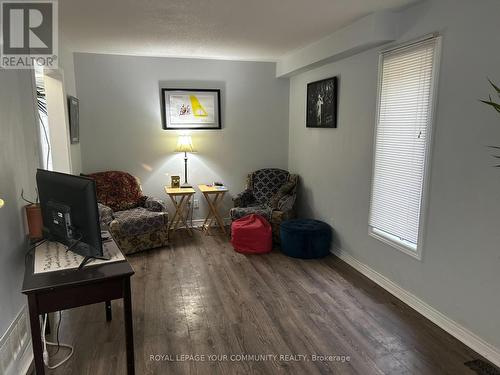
[164,187,195,236]
[198,184,228,236]
[22,239,135,375]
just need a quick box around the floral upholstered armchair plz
[230,168,299,242]
[83,171,169,255]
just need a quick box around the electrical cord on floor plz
[54,311,62,355]
[42,312,73,369]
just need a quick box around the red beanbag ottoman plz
[231,214,272,254]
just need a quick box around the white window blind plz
[369,36,439,253]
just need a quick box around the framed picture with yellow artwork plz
[161,88,221,130]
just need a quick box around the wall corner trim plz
[331,248,500,368]
[276,11,400,78]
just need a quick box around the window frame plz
[368,34,442,260]
[32,67,53,171]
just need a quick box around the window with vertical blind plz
[369,36,440,258]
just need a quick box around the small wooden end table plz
[164,187,195,236]
[22,239,135,375]
[198,184,228,236]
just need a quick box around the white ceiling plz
[60,0,418,61]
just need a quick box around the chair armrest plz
[98,203,114,229]
[144,196,167,212]
[233,189,256,208]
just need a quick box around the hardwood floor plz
[46,229,484,374]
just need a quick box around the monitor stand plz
[66,239,110,270]
[78,254,110,270]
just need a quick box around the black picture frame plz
[306,76,338,128]
[161,88,222,130]
[67,96,79,143]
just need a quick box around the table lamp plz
[175,135,196,188]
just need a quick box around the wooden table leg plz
[173,195,193,235]
[203,192,227,236]
[168,195,183,232]
[123,277,135,375]
[172,195,186,231]
[214,192,227,235]
[201,193,213,234]
[204,193,221,234]
[176,195,193,235]
[105,300,112,321]
[202,192,214,235]
[28,294,45,375]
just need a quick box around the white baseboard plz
[182,217,232,228]
[332,248,500,368]
[0,305,33,375]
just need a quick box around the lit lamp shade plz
[175,135,196,153]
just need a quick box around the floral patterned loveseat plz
[83,171,169,255]
[230,168,299,243]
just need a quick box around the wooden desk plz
[198,184,228,236]
[164,187,195,236]
[22,241,135,375]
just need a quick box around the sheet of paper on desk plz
[34,239,125,274]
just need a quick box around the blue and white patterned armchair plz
[230,168,299,242]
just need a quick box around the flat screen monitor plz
[36,169,103,264]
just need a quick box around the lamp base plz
[181,182,192,188]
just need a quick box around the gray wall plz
[0,70,39,336]
[74,54,289,220]
[59,42,82,175]
[288,0,500,348]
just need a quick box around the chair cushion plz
[84,171,145,211]
[269,180,296,209]
[252,169,289,205]
[144,197,166,212]
[230,205,272,221]
[231,214,272,254]
[113,207,167,236]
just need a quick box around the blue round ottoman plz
[280,219,332,259]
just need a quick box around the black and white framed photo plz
[161,88,221,130]
[306,76,338,128]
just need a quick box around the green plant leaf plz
[488,79,500,97]
[480,99,500,113]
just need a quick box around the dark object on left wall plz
[67,95,79,143]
